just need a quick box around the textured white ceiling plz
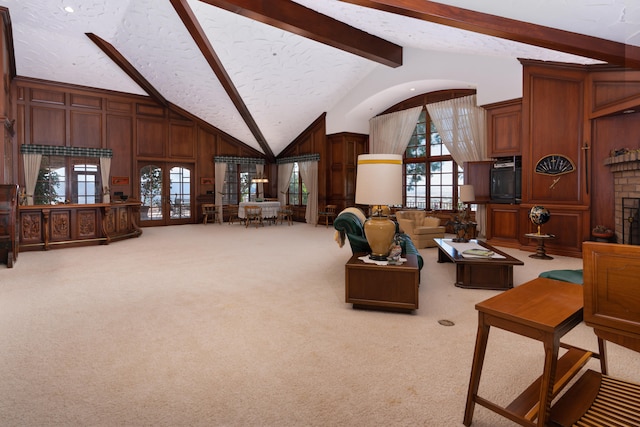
[1,0,638,155]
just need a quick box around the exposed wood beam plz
[86,33,168,106]
[339,0,640,70]
[198,0,403,68]
[170,0,275,161]
[87,32,263,158]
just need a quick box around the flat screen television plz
[490,167,521,203]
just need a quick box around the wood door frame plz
[137,161,194,227]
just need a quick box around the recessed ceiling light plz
[410,88,416,91]
[64,6,74,13]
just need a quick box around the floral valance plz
[276,153,320,164]
[20,144,113,158]
[214,156,265,165]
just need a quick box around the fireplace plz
[622,198,640,244]
[605,152,640,245]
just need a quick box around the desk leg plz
[536,337,560,426]
[463,314,490,426]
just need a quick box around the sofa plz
[333,207,424,272]
[395,210,445,249]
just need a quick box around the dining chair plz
[244,205,264,228]
[277,204,293,226]
[201,203,220,225]
[316,204,337,227]
[226,204,243,225]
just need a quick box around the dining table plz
[238,201,281,219]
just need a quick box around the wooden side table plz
[345,253,419,312]
[525,233,555,260]
[463,278,595,426]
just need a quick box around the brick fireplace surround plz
[605,151,640,244]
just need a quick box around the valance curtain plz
[277,163,294,205]
[426,94,489,236]
[215,162,227,221]
[22,153,42,205]
[298,161,318,224]
[99,157,111,203]
[369,106,423,154]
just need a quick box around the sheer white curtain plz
[215,162,227,221]
[277,163,294,205]
[255,164,264,200]
[426,94,489,236]
[298,161,318,224]
[23,153,42,205]
[99,157,111,203]
[369,106,423,154]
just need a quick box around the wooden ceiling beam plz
[198,0,403,68]
[338,0,640,70]
[170,0,275,161]
[86,33,168,106]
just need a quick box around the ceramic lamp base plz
[364,215,396,260]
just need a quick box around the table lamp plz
[355,154,403,260]
[460,184,475,222]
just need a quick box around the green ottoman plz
[538,269,583,285]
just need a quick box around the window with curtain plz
[404,109,463,210]
[35,155,101,205]
[286,162,308,206]
[220,164,258,204]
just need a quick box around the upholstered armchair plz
[395,210,445,249]
[333,207,423,272]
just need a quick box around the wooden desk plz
[345,253,419,312]
[434,238,524,290]
[463,278,594,427]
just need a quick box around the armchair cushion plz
[396,211,445,248]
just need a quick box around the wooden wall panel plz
[30,89,64,105]
[136,118,165,158]
[526,71,585,204]
[169,122,195,159]
[197,128,216,192]
[70,111,101,148]
[31,106,65,145]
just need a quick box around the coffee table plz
[434,238,524,290]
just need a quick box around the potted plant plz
[592,225,614,240]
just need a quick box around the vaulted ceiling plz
[1,0,639,161]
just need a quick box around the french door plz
[138,162,193,226]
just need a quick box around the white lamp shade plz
[460,184,475,203]
[355,154,403,206]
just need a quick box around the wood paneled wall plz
[11,77,263,203]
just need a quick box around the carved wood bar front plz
[19,201,142,251]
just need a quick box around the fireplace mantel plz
[604,151,640,171]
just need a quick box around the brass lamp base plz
[364,215,396,260]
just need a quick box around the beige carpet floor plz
[0,223,638,426]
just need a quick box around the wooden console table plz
[434,238,524,290]
[463,278,595,427]
[345,253,419,312]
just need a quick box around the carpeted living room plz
[1,223,638,426]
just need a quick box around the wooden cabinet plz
[486,203,521,248]
[326,132,368,212]
[345,253,419,312]
[0,184,18,267]
[463,161,492,202]
[484,98,522,157]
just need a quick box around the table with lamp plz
[344,154,421,312]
